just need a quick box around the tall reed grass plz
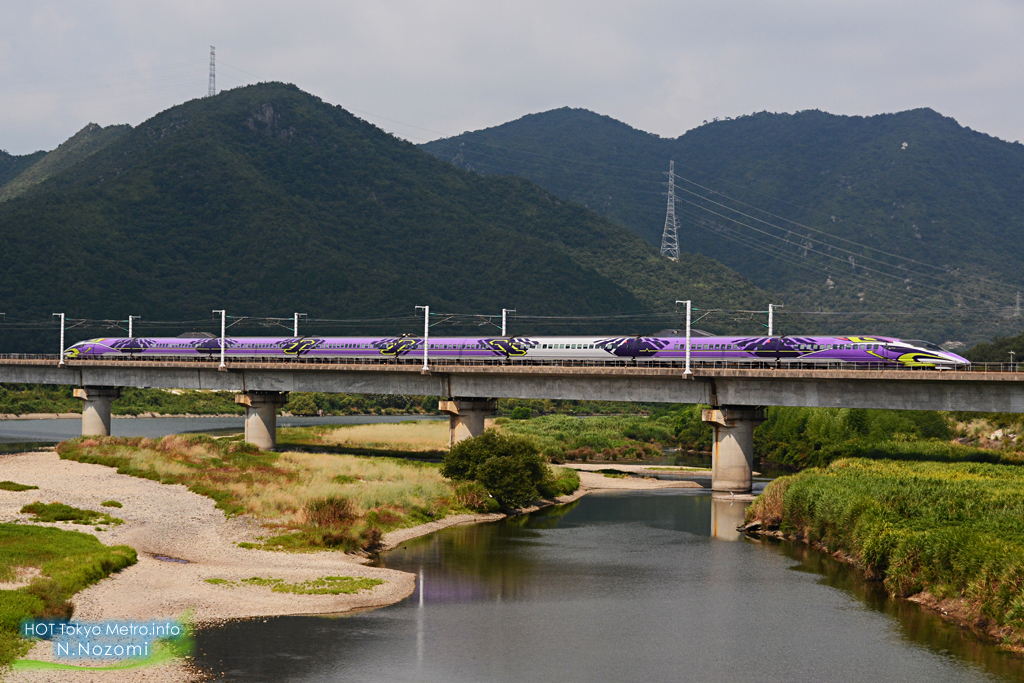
[316,421,449,451]
[747,458,1024,645]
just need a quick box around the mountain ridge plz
[0,83,770,353]
[422,106,1024,344]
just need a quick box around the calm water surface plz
[0,415,445,448]
[193,490,1024,683]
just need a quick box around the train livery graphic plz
[62,334,970,369]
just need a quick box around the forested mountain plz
[964,329,1024,363]
[422,108,1024,345]
[0,123,130,202]
[0,83,769,353]
[0,150,45,187]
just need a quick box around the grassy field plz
[57,433,490,552]
[276,421,448,460]
[315,421,449,451]
[0,524,136,667]
[746,458,1024,647]
[495,414,675,462]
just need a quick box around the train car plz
[63,333,969,368]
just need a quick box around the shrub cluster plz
[441,430,578,509]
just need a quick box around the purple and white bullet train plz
[65,333,969,368]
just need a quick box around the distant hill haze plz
[0,83,769,353]
[422,108,1024,345]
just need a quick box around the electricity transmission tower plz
[660,160,679,261]
[208,46,216,97]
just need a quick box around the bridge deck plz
[1,358,1022,412]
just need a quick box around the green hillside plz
[0,83,770,354]
[964,329,1024,363]
[422,108,1024,345]
[0,123,131,202]
[0,150,45,187]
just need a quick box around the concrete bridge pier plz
[702,406,765,493]
[438,398,497,445]
[236,391,289,451]
[73,386,121,437]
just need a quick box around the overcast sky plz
[2,1,1023,155]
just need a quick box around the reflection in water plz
[710,493,747,541]
[780,541,1024,681]
[193,490,1024,683]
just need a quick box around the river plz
[0,414,445,452]
[191,490,1024,683]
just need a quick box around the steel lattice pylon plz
[660,160,679,261]
[208,46,216,97]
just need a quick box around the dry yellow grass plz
[60,435,470,552]
[63,436,456,527]
[318,421,449,451]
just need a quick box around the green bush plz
[442,430,554,509]
[509,406,532,420]
[538,467,581,498]
[476,455,543,509]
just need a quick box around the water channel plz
[193,490,1024,683]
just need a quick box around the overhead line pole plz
[676,300,691,376]
[415,306,429,373]
[213,310,226,370]
[768,304,782,336]
[128,315,140,338]
[293,313,306,337]
[502,309,515,337]
[53,313,65,366]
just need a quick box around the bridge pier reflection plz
[235,391,289,450]
[710,493,748,541]
[438,398,497,445]
[73,386,121,437]
[703,406,765,493]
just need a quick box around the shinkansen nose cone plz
[902,339,971,368]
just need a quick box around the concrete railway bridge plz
[1,358,1022,493]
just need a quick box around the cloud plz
[2,0,1023,154]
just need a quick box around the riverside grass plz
[495,413,675,461]
[203,575,382,595]
[746,458,1024,647]
[0,524,136,667]
[56,434,481,552]
[292,421,450,452]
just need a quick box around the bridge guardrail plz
[0,354,1021,374]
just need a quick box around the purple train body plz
[65,333,969,368]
